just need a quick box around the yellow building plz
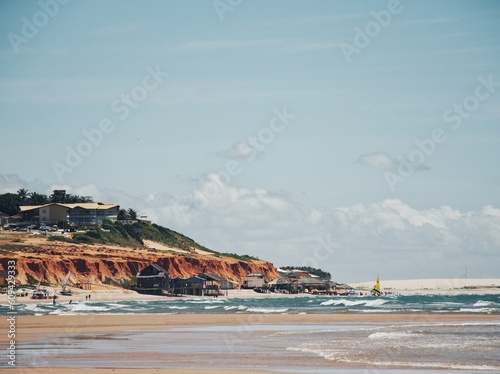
[19,202,119,226]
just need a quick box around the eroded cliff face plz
[0,242,278,287]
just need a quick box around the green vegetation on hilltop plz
[280,266,331,279]
[48,220,258,261]
[0,189,92,216]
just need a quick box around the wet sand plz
[4,313,500,373]
[7,313,499,341]
[6,369,499,374]
[4,370,282,374]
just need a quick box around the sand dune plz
[351,278,500,294]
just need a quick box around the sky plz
[1,0,499,282]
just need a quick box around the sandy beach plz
[7,312,500,341]
[4,313,500,373]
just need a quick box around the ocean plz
[4,294,500,372]
[4,293,500,316]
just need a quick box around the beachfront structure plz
[0,270,7,287]
[198,273,225,296]
[18,202,119,227]
[0,212,8,227]
[170,273,227,296]
[171,276,205,296]
[135,264,169,295]
[244,272,266,288]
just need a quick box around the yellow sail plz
[372,276,381,296]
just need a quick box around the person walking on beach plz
[53,295,56,305]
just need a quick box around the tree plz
[117,209,127,220]
[50,190,67,203]
[127,208,137,220]
[17,188,29,205]
[0,193,21,216]
[28,192,48,205]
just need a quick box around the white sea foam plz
[459,307,498,313]
[168,306,188,310]
[320,298,388,307]
[288,344,500,371]
[106,302,128,308]
[246,307,289,313]
[368,331,420,340]
[474,300,496,307]
[188,299,225,304]
[364,299,388,307]
[204,305,220,309]
[67,304,110,312]
[24,304,49,313]
[367,360,500,371]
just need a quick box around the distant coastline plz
[351,278,500,294]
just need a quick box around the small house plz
[135,264,169,295]
[244,272,265,288]
[198,273,225,296]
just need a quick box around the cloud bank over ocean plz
[2,174,498,283]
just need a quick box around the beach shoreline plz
[4,278,500,306]
[4,312,499,342]
[3,280,500,373]
[3,313,500,373]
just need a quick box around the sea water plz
[3,293,500,316]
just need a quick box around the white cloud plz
[2,174,499,283]
[355,152,397,171]
[355,151,429,172]
[217,142,254,159]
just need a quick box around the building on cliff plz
[135,264,169,295]
[18,202,119,227]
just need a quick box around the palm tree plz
[127,208,137,220]
[17,188,29,205]
[28,192,48,205]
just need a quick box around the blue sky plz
[1,0,499,282]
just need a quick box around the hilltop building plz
[18,202,119,227]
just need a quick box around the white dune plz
[350,278,500,294]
